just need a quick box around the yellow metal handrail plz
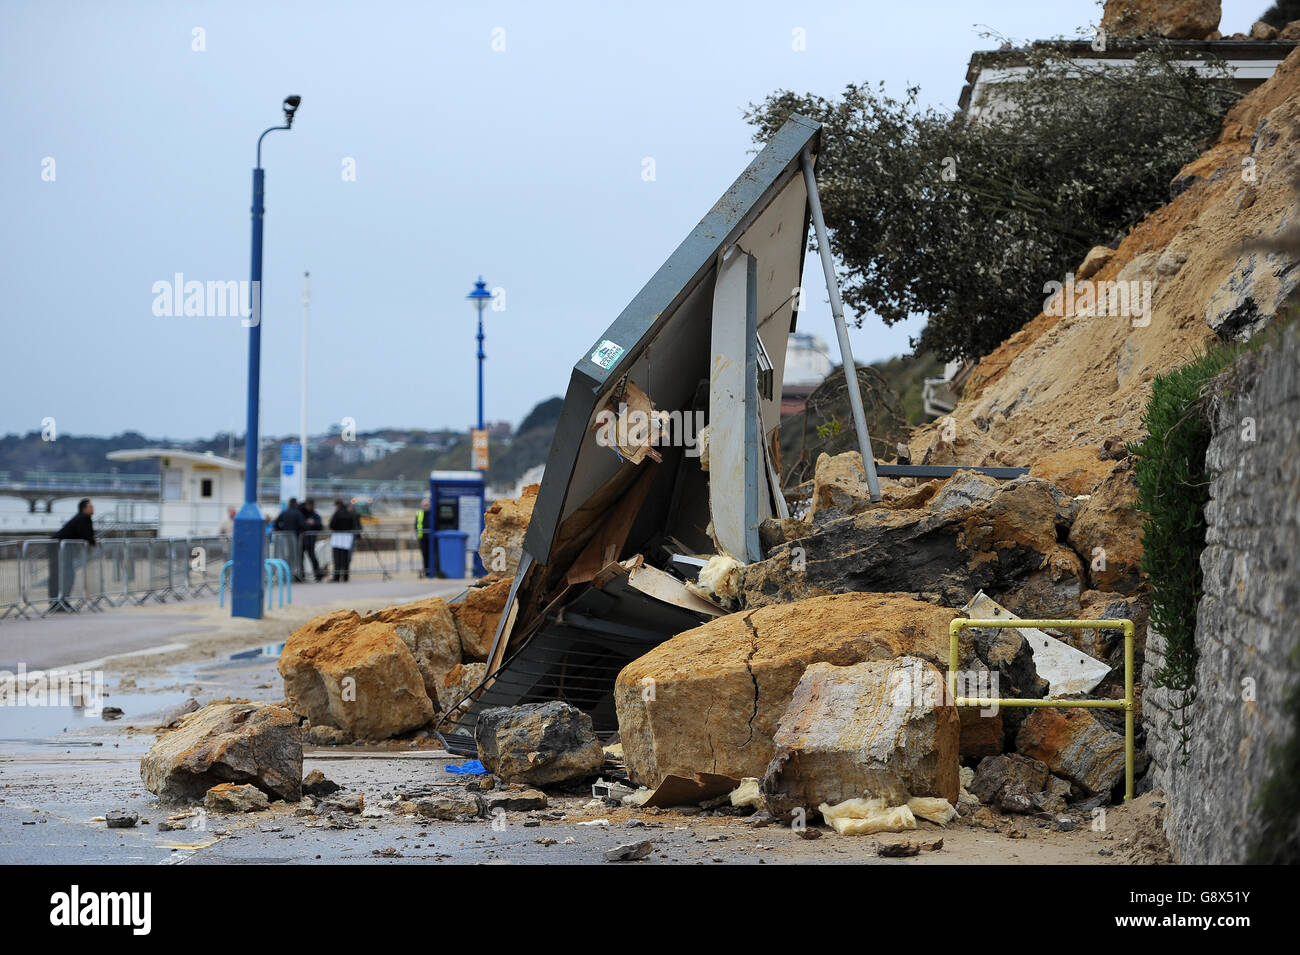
[948,617,1135,802]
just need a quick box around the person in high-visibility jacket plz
[415,497,432,578]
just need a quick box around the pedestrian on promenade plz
[48,498,95,609]
[415,497,432,578]
[300,498,324,581]
[328,499,356,582]
[274,497,306,582]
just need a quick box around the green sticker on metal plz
[590,339,625,369]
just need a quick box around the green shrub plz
[1129,344,1245,755]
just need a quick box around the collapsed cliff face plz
[909,45,1300,488]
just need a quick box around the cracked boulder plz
[279,607,435,740]
[614,592,956,788]
[475,701,604,785]
[141,701,302,805]
[742,471,1062,610]
[761,657,960,822]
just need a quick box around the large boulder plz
[1067,463,1144,593]
[279,609,435,740]
[475,701,604,785]
[1016,707,1127,795]
[742,472,1061,610]
[479,484,538,578]
[1099,0,1221,40]
[370,597,463,706]
[141,702,302,804]
[615,592,956,788]
[453,574,511,661]
[761,658,960,821]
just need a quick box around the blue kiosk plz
[428,470,486,579]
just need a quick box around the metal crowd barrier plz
[0,529,434,620]
[949,616,1135,802]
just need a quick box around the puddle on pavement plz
[0,640,287,745]
[227,642,285,661]
[0,690,196,743]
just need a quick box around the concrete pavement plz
[0,576,471,671]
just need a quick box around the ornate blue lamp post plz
[232,95,301,619]
[466,277,492,436]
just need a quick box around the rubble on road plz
[605,840,654,862]
[439,662,487,721]
[415,793,481,821]
[140,701,302,805]
[1066,465,1144,592]
[475,701,604,785]
[483,788,548,812]
[204,783,270,814]
[373,597,463,706]
[105,809,138,829]
[969,754,1049,814]
[317,793,364,814]
[155,697,200,730]
[877,837,943,857]
[301,769,340,797]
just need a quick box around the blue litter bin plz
[429,470,487,577]
[435,530,469,579]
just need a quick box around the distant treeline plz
[0,396,566,491]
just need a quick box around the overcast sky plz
[0,0,1272,440]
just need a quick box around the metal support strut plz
[800,148,881,502]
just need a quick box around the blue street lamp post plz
[467,277,492,435]
[232,95,301,619]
